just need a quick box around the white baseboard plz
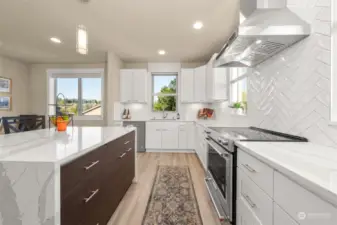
[146,149,195,153]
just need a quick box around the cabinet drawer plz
[61,146,106,199]
[236,197,263,225]
[274,203,298,225]
[238,150,273,197]
[274,172,337,225]
[237,168,273,225]
[61,177,103,225]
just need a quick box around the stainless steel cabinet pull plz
[119,153,126,158]
[242,164,256,173]
[243,194,256,208]
[84,160,100,170]
[127,148,132,152]
[124,141,130,145]
[84,189,99,203]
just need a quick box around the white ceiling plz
[0,0,239,64]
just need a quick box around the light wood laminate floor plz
[108,152,225,225]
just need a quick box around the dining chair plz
[2,115,46,134]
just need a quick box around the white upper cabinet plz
[120,69,147,103]
[180,66,208,103]
[120,69,133,103]
[194,65,207,102]
[180,69,194,103]
[206,54,229,102]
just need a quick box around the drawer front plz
[236,197,263,225]
[61,146,106,198]
[105,132,135,163]
[238,149,273,197]
[62,177,102,225]
[274,172,337,225]
[237,168,273,225]
[274,203,298,225]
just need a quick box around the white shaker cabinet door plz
[178,124,188,149]
[146,123,162,149]
[213,68,228,101]
[120,70,134,103]
[194,65,207,102]
[274,203,298,225]
[161,123,179,149]
[132,69,148,103]
[180,69,194,103]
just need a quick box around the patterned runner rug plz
[142,166,203,225]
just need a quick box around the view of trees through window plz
[152,75,177,111]
[56,77,102,116]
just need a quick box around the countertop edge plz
[235,141,337,208]
[57,128,136,166]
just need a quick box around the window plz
[152,74,177,111]
[50,71,103,118]
[229,68,248,114]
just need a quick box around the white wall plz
[0,56,29,117]
[29,63,107,126]
[215,0,336,146]
[107,52,124,125]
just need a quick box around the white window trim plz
[331,0,337,124]
[229,69,248,116]
[47,68,105,121]
[151,73,178,112]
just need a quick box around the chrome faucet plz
[162,109,168,119]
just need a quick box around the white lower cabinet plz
[237,168,273,225]
[195,124,208,170]
[237,197,263,225]
[237,148,337,225]
[161,123,179,149]
[145,122,162,149]
[274,203,298,225]
[146,122,194,150]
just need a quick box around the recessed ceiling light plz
[158,50,166,55]
[50,37,62,44]
[193,21,203,30]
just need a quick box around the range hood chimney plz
[214,0,311,68]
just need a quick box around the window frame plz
[47,68,104,121]
[229,68,249,115]
[151,73,178,112]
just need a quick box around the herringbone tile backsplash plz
[215,0,337,147]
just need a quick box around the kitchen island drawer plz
[274,171,337,225]
[238,149,273,197]
[61,177,103,225]
[61,145,106,198]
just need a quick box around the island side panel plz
[0,161,59,225]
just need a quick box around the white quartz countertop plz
[236,141,337,207]
[0,126,136,165]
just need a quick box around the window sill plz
[230,109,247,117]
[74,116,104,121]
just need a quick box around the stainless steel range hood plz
[214,0,311,68]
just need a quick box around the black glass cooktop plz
[208,126,308,142]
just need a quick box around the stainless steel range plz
[204,126,308,224]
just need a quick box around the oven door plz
[206,138,233,222]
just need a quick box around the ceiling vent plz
[79,0,91,3]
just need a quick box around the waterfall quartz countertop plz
[236,141,337,207]
[0,126,136,165]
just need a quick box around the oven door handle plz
[206,139,231,160]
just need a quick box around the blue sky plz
[153,75,176,94]
[57,76,175,100]
[57,78,101,100]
